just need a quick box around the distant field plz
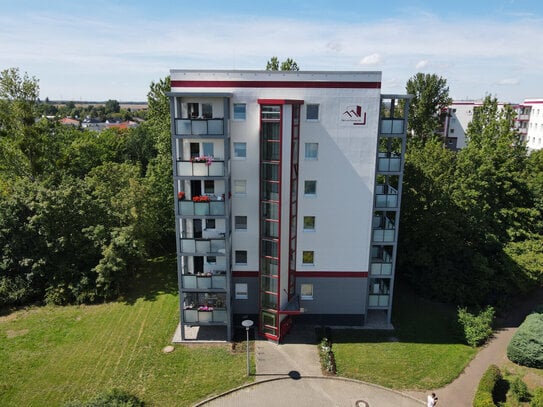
[0,258,248,407]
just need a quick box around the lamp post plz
[241,319,253,376]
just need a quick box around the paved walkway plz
[195,288,543,407]
[196,324,424,407]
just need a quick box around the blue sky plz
[1,0,542,102]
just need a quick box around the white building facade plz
[168,70,410,341]
[516,99,543,151]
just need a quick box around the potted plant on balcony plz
[177,191,185,200]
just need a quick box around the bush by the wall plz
[507,313,543,368]
[458,306,495,347]
[473,364,501,407]
[531,387,543,407]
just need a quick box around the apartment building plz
[515,99,543,150]
[168,70,410,342]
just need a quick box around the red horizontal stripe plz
[295,271,368,278]
[257,98,304,105]
[171,80,381,89]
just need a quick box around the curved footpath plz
[196,289,543,407]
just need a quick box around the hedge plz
[473,364,501,407]
[507,313,543,368]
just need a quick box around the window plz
[306,104,319,120]
[233,142,247,159]
[233,103,246,120]
[450,128,455,134]
[302,251,314,265]
[203,142,214,157]
[206,256,216,264]
[235,283,248,299]
[303,216,315,231]
[234,180,247,195]
[300,284,314,300]
[204,180,214,194]
[235,216,247,230]
[202,103,212,119]
[304,180,317,196]
[304,142,318,160]
[235,250,248,265]
[205,219,216,229]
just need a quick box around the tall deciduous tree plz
[406,73,452,142]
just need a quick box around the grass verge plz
[0,257,248,407]
[331,280,478,389]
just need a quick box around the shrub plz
[64,388,144,407]
[318,337,336,375]
[458,306,495,347]
[507,313,543,368]
[510,376,529,402]
[531,387,543,407]
[473,364,501,407]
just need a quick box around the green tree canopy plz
[266,57,300,71]
[405,73,452,142]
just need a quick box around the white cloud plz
[415,60,429,69]
[497,78,520,85]
[359,53,382,66]
[2,7,543,101]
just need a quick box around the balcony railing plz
[370,262,393,275]
[377,153,401,172]
[368,294,390,307]
[182,273,227,289]
[176,160,225,177]
[380,119,404,134]
[183,308,228,324]
[375,184,398,208]
[372,215,395,242]
[175,118,224,136]
[178,200,225,216]
[180,238,226,255]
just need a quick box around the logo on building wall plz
[340,104,367,126]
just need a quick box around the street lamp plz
[241,319,254,376]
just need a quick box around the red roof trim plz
[171,80,381,89]
[295,271,368,278]
[257,98,304,105]
[524,100,543,104]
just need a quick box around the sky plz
[1,0,542,103]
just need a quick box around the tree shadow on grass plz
[121,255,178,304]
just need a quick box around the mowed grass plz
[0,257,248,407]
[332,281,478,389]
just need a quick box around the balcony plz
[370,262,393,276]
[176,160,225,177]
[182,273,227,289]
[372,215,395,242]
[178,200,226,216]
[368,294,390,307]
[375,184,398,208]
[377,153,401,172]
[175,118,224,136]
[380,119,405,134]
[183,308,228,324]
[180,238,226,255]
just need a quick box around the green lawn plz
[0,258,249,407]
[332,281,478,389]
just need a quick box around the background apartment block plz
[168,70,410,342]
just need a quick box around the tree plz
[405,73,452,142]
[266,57,300,71]
[104,99,120,114]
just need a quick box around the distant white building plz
[442,100,509,150]
[515,99,543,151]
